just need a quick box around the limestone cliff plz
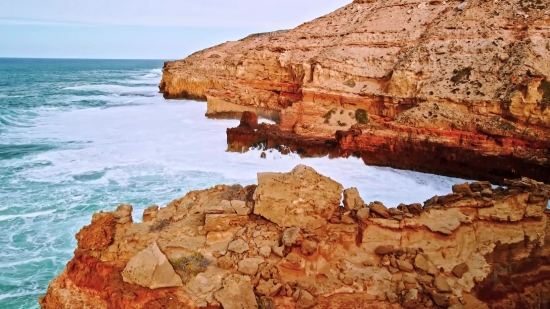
[41,165,550,309]
[160,0,550,182]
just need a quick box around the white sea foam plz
[0,210,56,222]
[19,97,465,207]
[63,84,157,95]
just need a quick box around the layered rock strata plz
[161,0,550,182]
[228,111,550,184]
[41,165,550,309]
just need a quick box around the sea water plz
[0,58,466,308]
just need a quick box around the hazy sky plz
[0,0,349,59]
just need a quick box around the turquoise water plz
[0,58,466,308]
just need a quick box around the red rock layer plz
[40,167,550,309]
[228,112,550,184]
[161,0,550,181]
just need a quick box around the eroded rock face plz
[41,165,550,309]
[162,0,550,182]
[253,165,343,230]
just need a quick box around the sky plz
[0,0,349,60]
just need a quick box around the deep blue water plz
[0,58,465,308]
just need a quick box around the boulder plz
[397,260,415,272]
[470,181,492,192]
[452,183,472,195]
[434,275,452,292]
[369,201,390,219]
[452,262,469,278]
[356,207,370,222]
[228,239,250,254]
[240,111,258,127]
[121,242,183,289]
[231,200,252,216]
[253,165,343,230]
[238,258,263,276]
[343,187,365,211]
[215,275,258,309]
[414,253,430,272]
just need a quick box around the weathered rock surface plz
[253,165,343,230]
[162,0,550,183]
[121,242,183,289]
[41,165,550,309]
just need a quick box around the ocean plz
[0,58,466,308]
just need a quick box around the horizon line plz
[0,56,173,61]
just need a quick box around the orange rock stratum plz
[161,0,550,182]
[40,165,550,308]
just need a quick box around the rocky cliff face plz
[41,165,550,309]
[161,0,550,182]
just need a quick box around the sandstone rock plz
[434,275,452,293]
[403,273,417,284]
[142,205,159,222]
[75,212,116,251]
[256,279,282,297]
[343,187,364,211]
[204,214,248,232]
[280,252,305,270]
[301,239,318,255]
[397,260,415,272]
[431,292,450,307]
[340,215,356,225]
[374,245,395,255]
[272,245,285,257]
[418,275,433,285]
[414,254,430,272]
[470,181,492,192]
[408,203,423,215]
[282,227,303,247]
[386,292,398,304]
[121,242,183,289]
[238,258,263,276]
[230,200,252,216]
[253,165,343,230]
[259,246,271,258]
[369,201,390,219]
[448,304,465,309]
[452,183,472,195]
[228,239,250,254]
[296,289,317,309]
[402,289,421,308]
[452,262,469,278]
[356,207,370,222]
[240,111,258,127]
[218,256,234,270]
[214,275,258,309]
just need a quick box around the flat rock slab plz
[121,242,182,289]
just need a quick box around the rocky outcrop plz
[227,112,550,183]
[162,0,550,182]
[41,165,550,309]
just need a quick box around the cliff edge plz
[41,165,550,309]
[160,0,550,182]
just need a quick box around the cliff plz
[160,0,550,182]
[41,165,550,309]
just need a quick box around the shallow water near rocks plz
[0,59,467,308]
